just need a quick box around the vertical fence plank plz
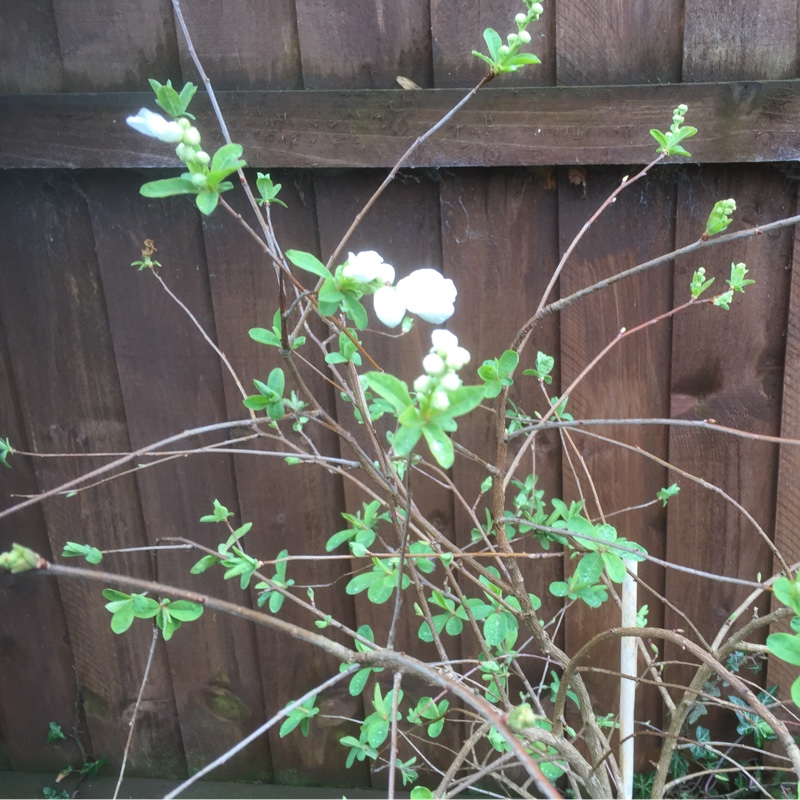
[439,166,564,662]
[0,314,78,772]
[173,0,303,90]
[313,170,467,785]
[0,172,184,775]
[84,171,271,780]
[555,0,683,86]
[558,167,676,768]
[0,0,63,93]
[294,0,432,89]
[666,165,794,713]
[200,174,364,787]
[430,0,556,87]
[50,0,181,91]
[683,0,799,81]
[770,214,800,702]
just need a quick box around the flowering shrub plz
[4,1,800,798]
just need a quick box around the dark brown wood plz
[200,174,363,786]
[430,0,556,87]
[0,172,185,775]
[0,0,63,93]
[312,169,466,786]
[173,0,304,90]
[0,316,78,771]
[438,166,564,676]
[50,0,181,92]
[684,0,799,82]
[295,0,433,90]
[557,166,675,770]
[4,81,800,170]
[769,210,800,704]
[556,0,683,85]
[665,164,794,706]
[84,171,271,780]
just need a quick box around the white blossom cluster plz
[344,251,457,328]
[414,330,471,412]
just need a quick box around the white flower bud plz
[343,251,395,284]
[430,391,450,411]
[519,30,531,43]
[183,127,202,147]
[445,346,471,370]
[499,45,510,55]
[190,173,207,188]
[414,375,433,394]
[423,353,446,376]
[507,33,519,45]
[531,2,544,15]
[515,12,528,24]
[431,329,459,355]
[195,151,210,165]
[440,372,461,391]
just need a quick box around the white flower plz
[430,329,470,369]
[343,251,395,284]
[373,286,406,327]
[422,353,446,376]
[431,329,459,354]
[430,391,450,411]
[440,372,462,391]
[126,108,184,143]
[397,269,456,324]
[372,268,457,327]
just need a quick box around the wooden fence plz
[1,0,800,789]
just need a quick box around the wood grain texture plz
[558,166,675,769]
[684,0,800,82]
[84,171,271,780]
[0,315,78,771]
[438,167,564,650]
[557,0,683,86]
[0,0,63,93]
[200,174,363,787]
[766,204,800,705]
[313,170,465,785]
[295,0,432,89]
[665,165,794,702]
[430,0,556,87]
[6,81,800,170]
[50,0,181,92]
[0,172,185,775]
[173,0,303,90]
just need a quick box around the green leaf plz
[195,191,220,216]
[410,788,434,799]
[109,605,135,634]
[483,28,502,62]
[286,249,333,281]
[166,600,204,622]
[0,437,12,468]
[421,423,454,468]
[190,554,219,575]
[342,294,369,330]
[140,177,197,198]
[767,632,800,666]
[62,541,103,564]
[362,373,413,413]
[393,424,423,457]
[439,385,486,419]
[249,327,281,347]
[47,721,67,743]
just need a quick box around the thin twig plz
[326,73,494,268]
[113,625,159,799]
[164,666,358,799]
